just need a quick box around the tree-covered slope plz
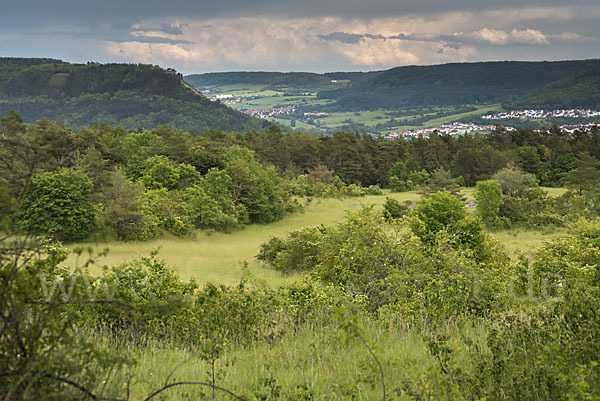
[512,68,600,109]
[316,60,600,110]
[0,58,263,131]
[185,71,343,91]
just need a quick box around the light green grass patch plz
[65,193,422,285]
[101,318,479,401]
[490,227,568,258]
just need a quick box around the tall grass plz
[93,318,488,401]
[65,193,421,284]
[66,189,568,283]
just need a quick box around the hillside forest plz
[0,58,263,132]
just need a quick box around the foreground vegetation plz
[1,111,600,400]
[2,194,600,400]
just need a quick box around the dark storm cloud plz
[1,0,599,72]
[3,0,600,23]
[134,23,189,36]
[318,32,364,44]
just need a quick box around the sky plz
[1,0,599,74]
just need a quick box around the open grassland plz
[65,192,422,284]
[490,227,568,257]
[66,187,569,285]
[414,104,502,129]
[96,319,480,401]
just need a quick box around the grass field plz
[65,192,421,284]
[66,188,569,286]
[96,317,478,401]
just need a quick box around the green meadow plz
[66,193,420,284]
[100,318,476,401]
[66,188,568,286]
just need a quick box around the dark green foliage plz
[410,192,466,244]
[411,192,490,262]
[514,67,600,109]
[140,155,180,190]
[0,240,129,400]
[185,71,340,91]
[96,168,159,241]
[0,58,262,132]
[259,204,506,316]
[15,169,94,240]
[448,222,600,400]
[565,152,600,195]
[382,197,411,220]
[224,146,289,223]
[0,179,16,231]
[316,60,600,110]
[185,174,240,232]
[424,167,460,196]
[491,168,566,228]
[186,60,600,111]
[493,168,539,197]
[257,227,324,273]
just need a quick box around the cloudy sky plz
[1,0,599,74]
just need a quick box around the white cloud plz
[465,28,549,45]
[102,7,600,72]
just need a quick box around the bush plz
[382,197,411,220]
[256,226,324,273]
[15,168,95,241]
[475,180,502,226]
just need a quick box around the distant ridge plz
[0,58,263,131]
[186,59,600,111]
[512,67,600,110]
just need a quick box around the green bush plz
[382,196,411,220]
[475,179,503,226]
[257,226,324,273]
[15,168,95,241]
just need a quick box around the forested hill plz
[0,58,263,131]
[185,59,600,111]
[316,60,600,110]
[185,71,343,91]
[512,68,600,110]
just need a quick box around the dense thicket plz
[216,125,600,189]
[1,106,600,398]
[0,111,295,241]
[0,58,263,132]
[2,110,599,241]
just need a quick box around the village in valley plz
[203,86,600,138]
[482,109,600,120]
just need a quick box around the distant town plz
[241,106,296,118]
[384,121,599,140]
[482,109,600,120]
[384,122,501,140]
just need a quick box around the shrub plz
[475,180,502,226]
[15,168,95,241]
[382,197,411,220]
[256,226,324,273]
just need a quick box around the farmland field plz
[194,81,505,135]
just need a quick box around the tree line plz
[1,109,599,242]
